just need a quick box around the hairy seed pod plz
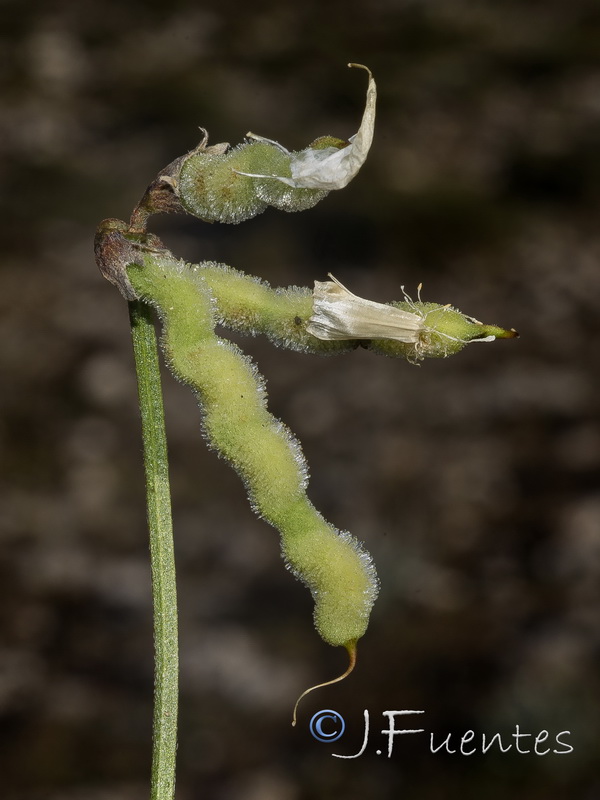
[175,64,376,224]
[126,254,379,650]
[178,139,329,223]
[177,142,271,223]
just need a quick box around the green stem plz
[129,300,179,800]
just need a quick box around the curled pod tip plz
[292,641,357,727]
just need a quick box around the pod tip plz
[292,642,357,727]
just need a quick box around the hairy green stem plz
[129,300,178,800]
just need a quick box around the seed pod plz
[126,252,379,653]
[174,64,376,224]
[177,142,273,223]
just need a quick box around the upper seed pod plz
[174,64,376,224]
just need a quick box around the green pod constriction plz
[126,255,379,650]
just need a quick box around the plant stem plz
[129,300,179,800]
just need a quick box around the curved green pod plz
[126,254,379,649]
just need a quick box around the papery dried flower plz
[235,63,376,191]
[307,274,518,359]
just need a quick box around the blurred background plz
[1,0,599,798]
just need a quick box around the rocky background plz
[1,1,599,798]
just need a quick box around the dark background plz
[1,1,599,798]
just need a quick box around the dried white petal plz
[235,63,376,191]
[306,275,423,342]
